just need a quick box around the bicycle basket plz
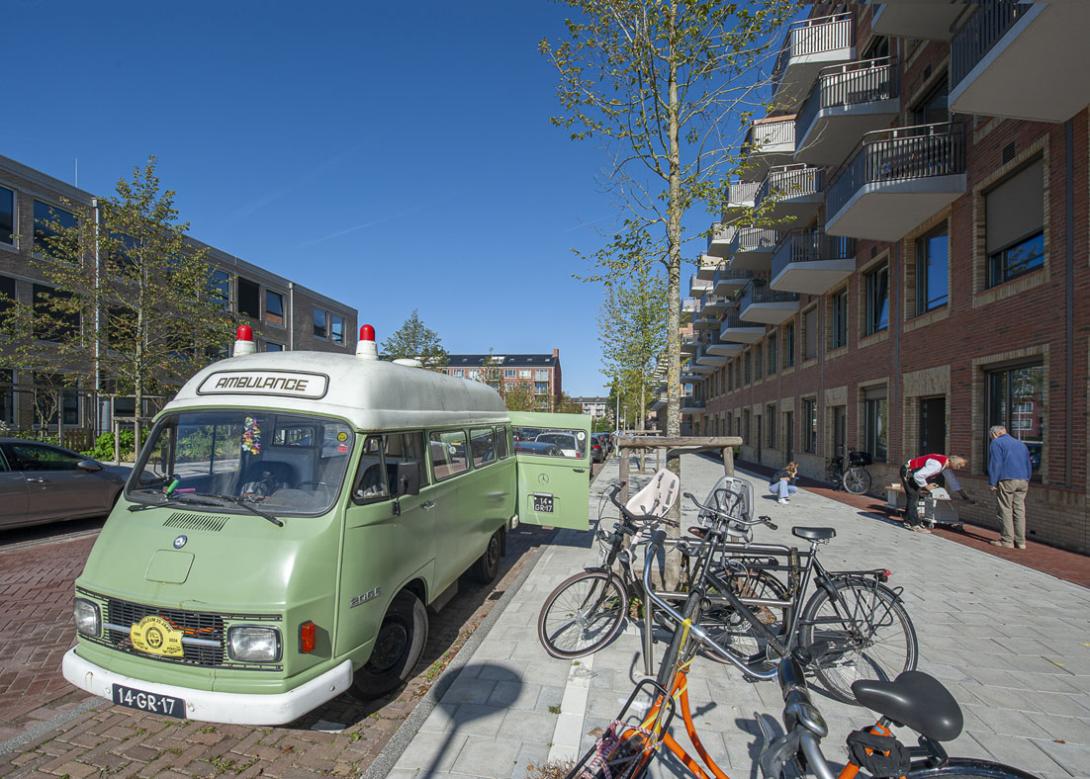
[702,476,753,525]
[567,680,675,779]
[848,451,873,466]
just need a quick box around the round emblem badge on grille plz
[173,535,188,549]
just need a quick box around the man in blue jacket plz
[987,425,1033,549]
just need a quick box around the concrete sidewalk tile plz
[441,678,497,706]
[451,736,521,776]
[391,730,468,771]
[487,680,542,710]
[1031,738,1090,777]
[968,731,1068,776]
[497,709,558,742]
[511,743,550,779]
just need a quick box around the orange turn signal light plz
[299,621,317,654]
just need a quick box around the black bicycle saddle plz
[852,671,964,742]
[791,526,836,542]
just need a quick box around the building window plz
[802,398,817,454]
[0,275,14,322]
[452,369,464,378]
[265,341,284,352]
[535,369,549,381]
[803,307,818,360]
[986,363,1044,476]
[313,309,327,338]
[766,404,777,448]
[743,351,752,384]
[207,270,231,310]
[830,289,847,349]
[504,369,516,378]
[919,396,946,452]
[236,277,260,319]
[0,186,14,246]
[265,290,285,327]
[518,369,531,379]
[535,382,549,394]
[863,387,888,462]
[784,410,794,460]
[864,263,889,335]
[331,314,345,345]
[33,284,79,341]
[33,200,77,255]
[754,345,763,380]
[986,158,1044,288]
[767,333,777,375]
[831,405,846,458]
[784,322,795,368]
[0,369,13,424]
[743,409,751,443]
[916,226,949,314]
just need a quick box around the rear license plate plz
[112,684,186,719]
[533,494,554,513]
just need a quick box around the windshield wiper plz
[127,493,223,512]
[209,495,284,527]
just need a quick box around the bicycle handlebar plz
[684,492,777,531]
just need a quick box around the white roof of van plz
[164,352,508,430]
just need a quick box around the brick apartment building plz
[0,154,358,435]
[680,2,1090,553]
[445,350,563,411]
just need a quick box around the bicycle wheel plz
[843,466,872,495]
[799,578,918,704]
[701,567,788,664]
[538,569,628,659]
[907,758,1043,779]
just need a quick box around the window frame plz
[863,390,889,463]
[916,225,950,315]
[330,314,345,345]
[767,333,778,376]
[864,262,890,336]
[313,308,328,339]
[985,362,1044,479]
[784,322,795,368]
[32,199,77,256]
[428,428,470,482]
[236,277,261,320]
[802,398,817,454]
[987,230,1045,288]
[830,288,848,349]
[265,289,286,327]
[0,185,15,247]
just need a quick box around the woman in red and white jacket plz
[900,453,968,533]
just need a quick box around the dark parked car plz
[0,439,127,530]
[514,441,564,457]
[590,438,605,463]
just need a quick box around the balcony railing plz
[951,1,1030,89]
[740,280,799,310]
[713,267,752,286]
[746,117,796,153]
[773,12,855,93]
[796,57,899,143]
[826,122,967,219]
[772,230,856,279]
[681,396,705,410]
[730,226,779,254]
[720,311,757,331]
[755,164,824,210]
[727,180,760,210]
[682,297,699,314]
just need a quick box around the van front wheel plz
[350,590,428,700]
[469,529,503,583]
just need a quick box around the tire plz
[701,567,788,664]
[350,589,428,700]
[843,467,872,495]
[907,758,1043,779]
[538,570,628,659]
[469,528,503,583]
[800,578,918,704]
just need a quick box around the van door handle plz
[572,468,586,474]
[486,491,507,498]
[25,477,46,484]
[422,500,437,511]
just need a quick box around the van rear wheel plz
[350,590,428,700]
[469,529,503,583]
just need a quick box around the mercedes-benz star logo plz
[173,535,188,550]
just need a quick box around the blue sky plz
[0,0,670,395]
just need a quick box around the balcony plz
[795,57,900,166]
[770,230,856,295]
[754,164,824,224]
[723,180,760,220]
[696,255,719,281]
[680,297,699,323]
[826,122,967,242]
[702,293,731,316]
[707,339,744,358]
[681,334,699,354]
[706,223,735,258]
[692,301,720,330]
[870,1,963,42]
[739,281,799,325]
[949,2,1090,123]
[681,396,706,415]
[713,266,752,295]
[689,276,712,297]
[696,342,728,368]
[719,311,765,344]
[728,227,779,272]
[741,116,796,179]
[772,13,855,112]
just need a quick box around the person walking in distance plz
[987,425,1033,549]
[769,461,799,505]
[900,453,968,533]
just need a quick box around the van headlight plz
[74,599,100,637]
[227,626,281,662]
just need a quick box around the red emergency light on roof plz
[356,323,378,360]
[360,324,375,342]
[233,324,256,357]
[237,324,253,342]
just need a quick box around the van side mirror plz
[395,462,420,497]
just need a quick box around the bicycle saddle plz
[792,526,836,542]
[851,671,963,742]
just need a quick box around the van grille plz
[105,599,226,667]
[163,512,228,532]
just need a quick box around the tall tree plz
[381,310,448,367]
[541,0,794,436]
[504,382,538,412]
[598,261,668,431]
[0,157,232,450]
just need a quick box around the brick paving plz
[0,517,558,778]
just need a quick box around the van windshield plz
[128,410,355,516]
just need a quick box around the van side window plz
[513,427,586,459]
[429,430,468,481]
[494,426,509,459]
[384,431,427,495]
[352,435,389,503]
[470,428,497,468]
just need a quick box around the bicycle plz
[827,451,873,495]
[538,477,785,659]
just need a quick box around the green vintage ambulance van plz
[62,326,590,724]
